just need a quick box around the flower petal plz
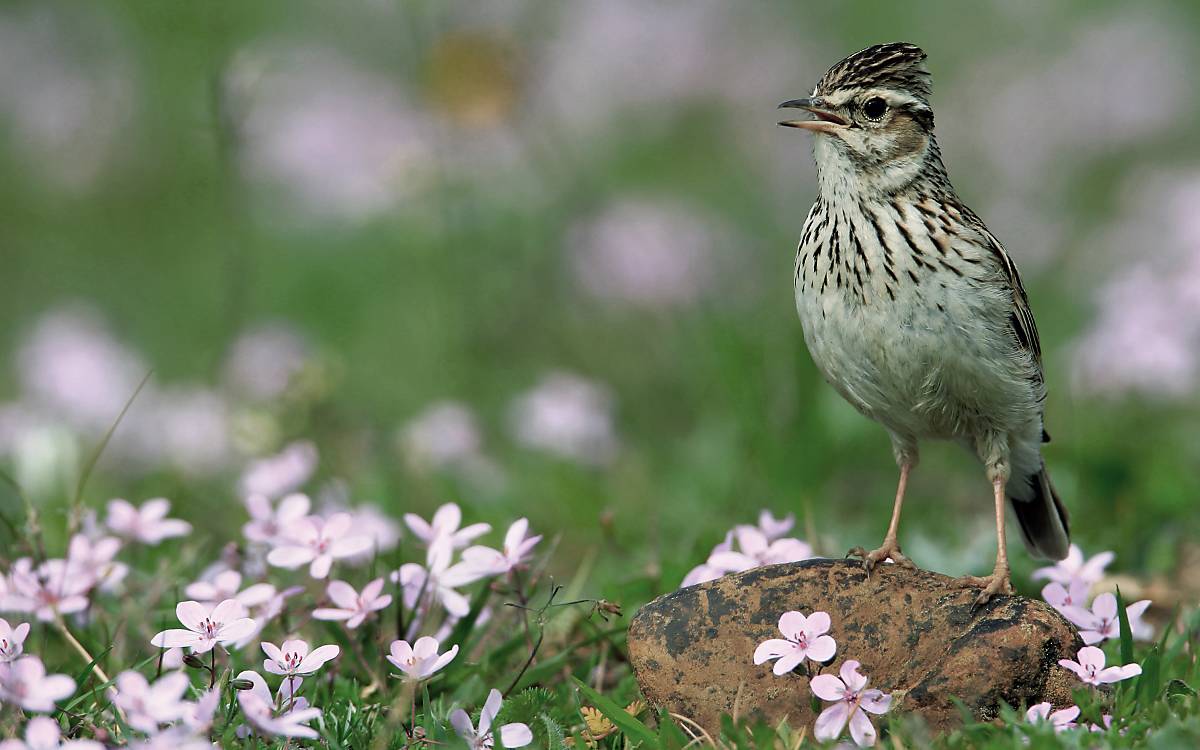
[1092,593,1118,620]
[814,702,849,741]
[298,644,339,673]
[806,635,837,663]
[152,629,199,648]
[326,581,359,610]
[480,688,503,735]
[176,601,207,632]
[753,639,794,665]
[267,546,315,568]
[810,674,847,702]
[805,610,831,637]
[210,599,248,624]
[777,611,808,640]
[499,722,533,748]
[449,708,475,740]
[772,650,806,676]
[848,706,877,747]
[860,688,892,715]
[839,660,868,692]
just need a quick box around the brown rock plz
[628,559,1081,735]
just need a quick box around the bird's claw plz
[955,571,1014,610]
[846,542,916,577]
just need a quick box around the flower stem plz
[54,614,127,723]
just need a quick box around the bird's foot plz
[846,538,917,576]
[955,568,1013,607]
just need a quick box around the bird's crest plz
[816,42,931,102]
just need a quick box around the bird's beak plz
[778,97,849,133]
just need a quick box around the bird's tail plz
[1009,465,1070,561]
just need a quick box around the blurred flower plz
[1041,579,1090,616]
[386,636,458,682]
[810,660,891,747]
[462,518,541,577]
[141,387,233,477]
[753,610,836,675]
[1031,545,1113,586]
[3,557,91,621]
[223,322,312,402]
[313,578,392,629]
[450,688,532,749]
[244,492,311,545]
[1025,702,1080,732]
[508,372,618,466]
[111,670,190,734]
[238,442,318,500]
[0,655,76,712]
[392,540,488,620]
[105,498,191,545]
[1058,646,1142,686]
[404,502,490,550]
[319,497,402,555]
[0,618,30,663]
[267,513,373,578]
[227,43,436,224]
[679,531,734,588]
[66,534,127,593]
[758,510,795,541]
[183,687,220,734]
[0,715,102,749]
[707,525,813,572]
[151,599,257,654]
[184,570,275,612]
[1062,593,1153,645]
[232,585,303,651]
[400,401,483,471]
[235,669,320,740]
[568,199,730,309]
[262,639,339,678]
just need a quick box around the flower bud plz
[183,653,207,670]
[230,678,255,691]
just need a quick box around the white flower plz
[261,639,339,678]
[232,585,303,650]
[183,688,220,734]
[707,526,813,572]
[450,689,533,749]
[404,502,490,550]
[184,570,276,611]
[1041,579,1090,615]
[758,510,795,541]
[1058,645,1142,686]
[0,715,103,749]
[223,323,311,402]
[151,599,258,654]
[462,518,542,577]
[1026,702,1080,732]
[65,534,127,593]
[810,661,892,747]
[238,442,318,499]
[243,492,312,545]
[111,670,191,734]
[753,611,837,675]
[105,498,191,545]
[3,558,91,622]
[1062,593,1153,645]
[235,669,321,739]
[266,512,373,578]
[679,531,735,588]
[392,540,488,619]
[386,637,458,682]
[400,401,484,470]
[0,655,76,712]
[508,372,619,466]
[313,578,392,629]
[0,618,31,663]
[1031,545,1113,586]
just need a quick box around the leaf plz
[1136,645,1162,709]
[541,713,568,750]
[1165,679,1197,698]
[581,706,614,736]
[657,710,690,750]
[571,678,656,747]
[1114,586,1135,667]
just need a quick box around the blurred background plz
[1,0,1198,606]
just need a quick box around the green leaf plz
[1115,586,1135,667]
[657,709,690,750]
[1166,679,1198,699]
[540,713,567,750]
[570,677,656,746]
[1137,645,1162,709]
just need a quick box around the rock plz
[628,558,1081,736]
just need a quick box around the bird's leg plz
[848,460,917,573]
[956,474,1014,605]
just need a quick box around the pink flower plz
[232,585,304,650]
[1041,579,1091,615]
[386,636,459,681]
[184,688,220,734]
[262,639,339,677]
[151,599,258,654]
[238,441,318,499]
[392,540,488,619]
[810,661,892,747]
[753,611,837,675]
[1063,593,1153,645]
[1026,702,1080,732]
[243,493,311,545]
[404,502,490,550]
[0,618,31,663]
[1032,545,1113,586]
[185,570,276,611]
[707,526,813,572]
[111,670,191,734]
[758,510,795,541]
[105,498,191,545]
[235,670,320,739]
[267,513,373,578]
[1058,646,1142,686]
[3,558,91,622]
[679,531,735,588]
[0,715,104,749]
[313,578,392,629]
[462,518,542,576]
[0,655,76,712]
[450,689,533,749]
[508,372,620,466]
[66,534,127,592]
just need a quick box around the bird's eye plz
[862,97,888,121]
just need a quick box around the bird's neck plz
[814,135,952,202]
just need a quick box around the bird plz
[778,42,1069,603]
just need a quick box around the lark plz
[779,43,1069,603]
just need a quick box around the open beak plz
[778,97,849,133]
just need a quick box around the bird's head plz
[780,42,940,194]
